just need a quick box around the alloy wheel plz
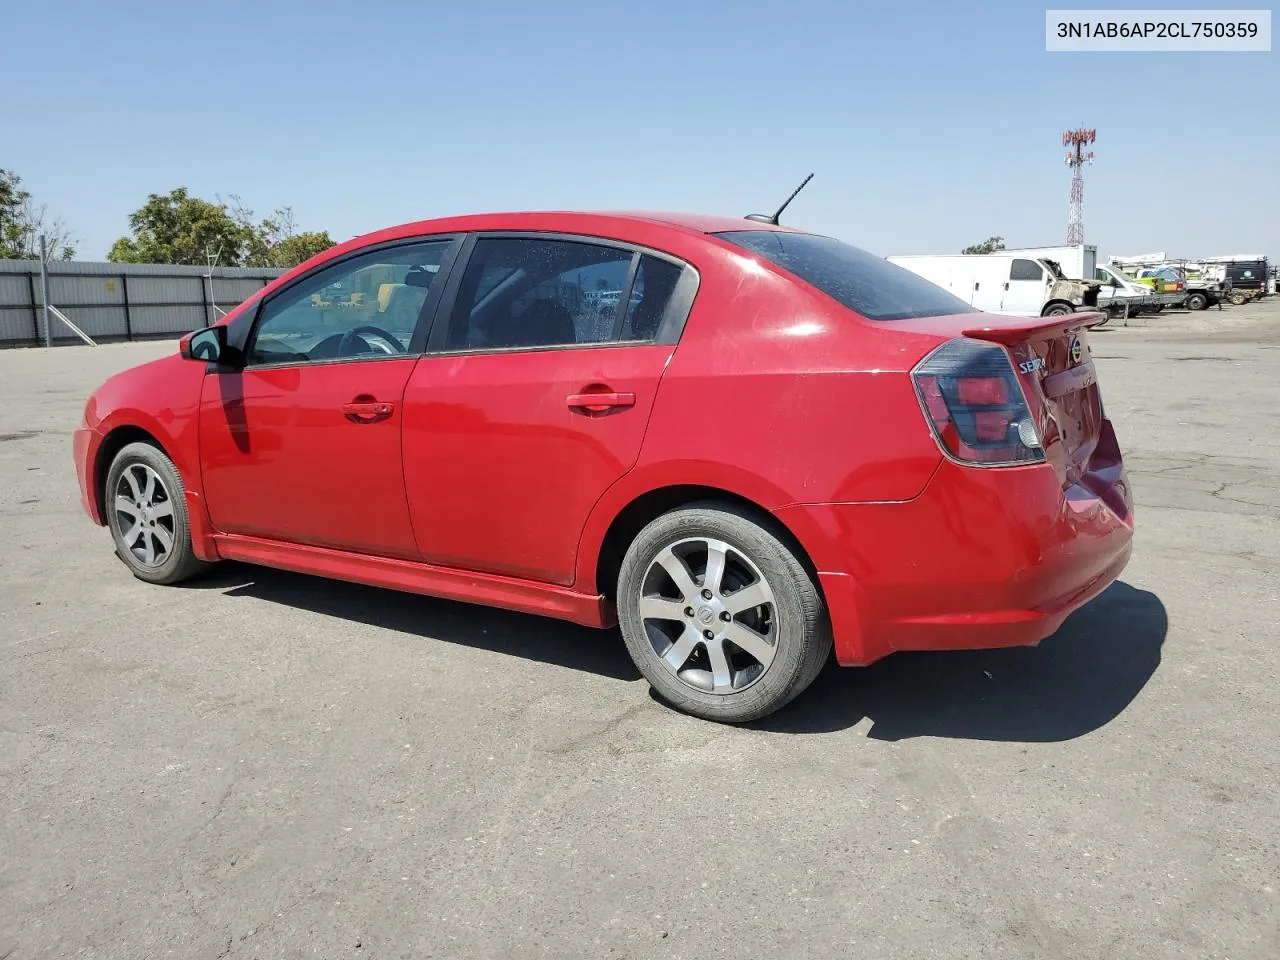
[639,537,778,694]
[113,463,176,568]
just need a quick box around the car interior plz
[247,239,682,364]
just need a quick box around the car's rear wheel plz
[616,503,831,723]
[105,442,210,585]
[1186,291,1208,311]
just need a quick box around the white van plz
[886,254,1094,317]
[1000,244,1097,283]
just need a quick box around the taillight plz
[911,338,1044,466]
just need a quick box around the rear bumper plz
[777,444,1134,666]
[73,426,105,524]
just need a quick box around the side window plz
[247,240,452,366]
[1009,259,1044,282]
[619,255,684,342]
[445,237,634,350]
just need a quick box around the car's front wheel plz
[616,503,832,723]
[105,441,211,585]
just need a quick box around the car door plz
[1002,258,1050,314]
[199,237,459,559]
[401,234,696,586]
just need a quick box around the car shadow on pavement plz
[188,563,642,683]
[187,568,1163,742]
[752,580,1167,742]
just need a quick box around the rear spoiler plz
[961,311,1108,346]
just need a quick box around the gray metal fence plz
[0,260,286,347]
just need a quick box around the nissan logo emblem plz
[1070,336,1083,365]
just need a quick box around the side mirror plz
[180,325,228,363]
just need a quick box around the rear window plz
[716,230,975,321]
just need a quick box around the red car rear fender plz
[575,458,843,595]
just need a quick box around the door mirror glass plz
[181,326,226,362]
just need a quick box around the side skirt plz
[211,534,616,628]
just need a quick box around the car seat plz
[508,298,576,347]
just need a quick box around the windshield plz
[715,230,975,321]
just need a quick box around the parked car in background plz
[73,211,1133,723]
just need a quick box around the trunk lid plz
[962,312,1107,486]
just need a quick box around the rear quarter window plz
[716,230,975,321]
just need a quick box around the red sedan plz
[73,212,1133,722]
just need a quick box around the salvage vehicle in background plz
[995,245,1154,319]
[1092,264,1177,318]
[73,210,1133,723]
[1131,265,1185,297]
[1132,265,1227,311]
[887,252,1102,317]
[1204,256,1271,304]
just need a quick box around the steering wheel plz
[338,325,407,357]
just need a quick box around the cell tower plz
[1063,128,1096,245]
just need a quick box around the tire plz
[1230,292,1246,306]
[616,502,832,723]
[1042,302,1071,317]
[1151,304,1164,313]
[1186,292,1208,311]
[105,441,211,585]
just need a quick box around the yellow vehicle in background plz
[1131,266,1186,297]
[1123,264,1229,312]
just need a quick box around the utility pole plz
[1064,128,1096,245]
[39,234,52,348]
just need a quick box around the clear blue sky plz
[7,0,1276,261]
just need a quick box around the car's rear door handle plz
[566,391,636,413]
[342,399,394,423]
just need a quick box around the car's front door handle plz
[342,399,394,423]
[566,391,636,413]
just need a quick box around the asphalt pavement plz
[1,301,1277,959]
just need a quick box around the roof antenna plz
[745,173,814,225]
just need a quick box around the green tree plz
[0,169,76,260]
[265,230,335,268]
[108,187,253,265]
[245,204,334,268]
[962,236,1005,255]
[109,189,335,267]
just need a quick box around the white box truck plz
[886,253,1101,317]
[998,244,1096,282]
